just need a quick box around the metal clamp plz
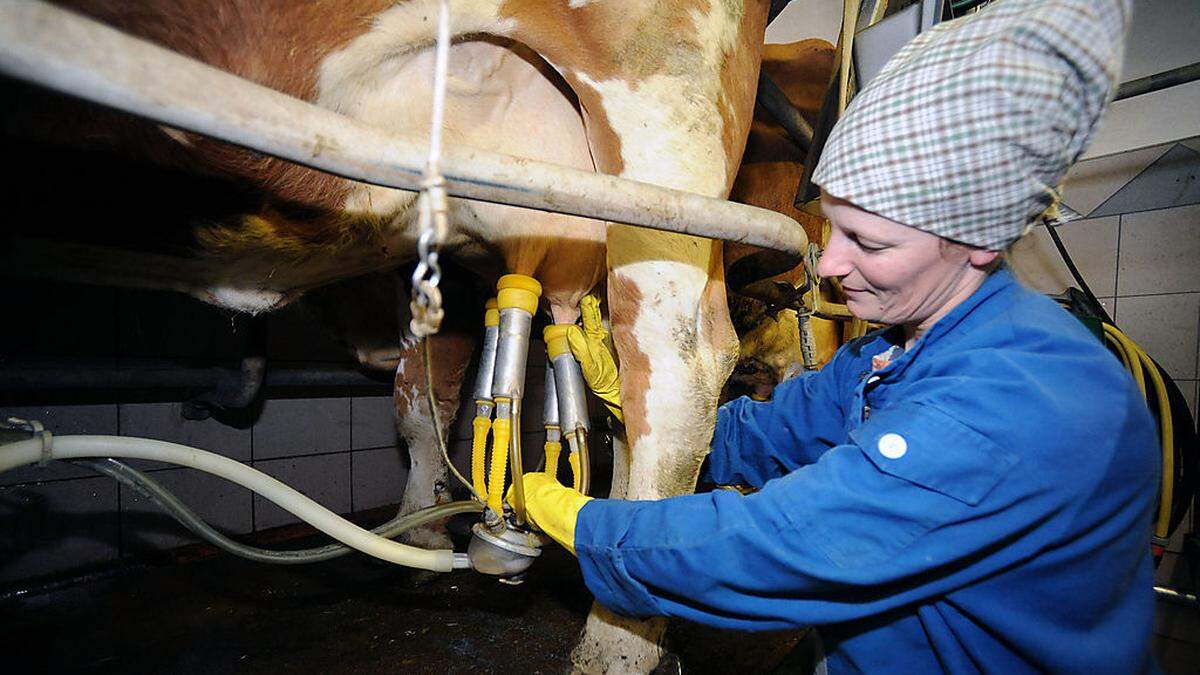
[3,417,54,466]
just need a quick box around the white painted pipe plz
[0,435,470,572]
[0,0,808,257]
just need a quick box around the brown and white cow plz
[4,0,775,670]
[724,39,844,403]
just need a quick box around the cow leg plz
[392,282,480,550]
[509,0,768,662]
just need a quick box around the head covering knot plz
[812,0,1132,250]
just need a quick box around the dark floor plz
[1,534,589,674]
[0,517,807,675]
[3,521,1194,674]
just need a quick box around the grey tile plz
[1093,144,1200,218]
[119,288,249,360]
[0,279,117,358]
[119,402,251,472]
[266,302,351,363]
[1115,293,1200,381]
[1152,635,1200,674]
[253,397,351,460]
[0,477,119,585]
[1118,204,1200,296]
[1061,144,1170,217]
[1008,218,1119,296]
[1154,552,1193,590]
[1184,137,1200,155]
[351,447,408,513]
[1180,381,1198,434]
[0,404,119,485]
[352,396,397,450]
[1162,499,1194,555]
[251,454,350,530]
[120,466,253,553]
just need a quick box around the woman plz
[521,0,1159,671]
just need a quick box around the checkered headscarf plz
[812,0,1132,250]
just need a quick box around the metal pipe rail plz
[0,0,808,259]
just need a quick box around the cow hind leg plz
[392,284,481,551]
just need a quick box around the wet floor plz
[0,519,807,674]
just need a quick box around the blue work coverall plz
[574,268,1160,673]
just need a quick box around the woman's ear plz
[968,248,1001,268]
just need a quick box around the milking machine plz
[0,272,602,581]
[463,275,598,581]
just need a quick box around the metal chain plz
[409,0,452,339]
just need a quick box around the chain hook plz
[409,0,452,339]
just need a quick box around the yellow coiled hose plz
[1102,323,1174,541]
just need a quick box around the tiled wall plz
[1008,136,1200,567]
[0,282,409,586]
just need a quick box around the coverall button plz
[878,433,907,459]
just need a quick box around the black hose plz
[1045,224,1114,325]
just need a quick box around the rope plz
[409,0,453,339]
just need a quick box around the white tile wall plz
[0,404,119,486]
[120,466,253,553]
[252,397,351,460]
[120,401,251,470]
[1009,217,1119,296]
[351,396,398,450]
[252,454,351,530]
[1115,293,1200,381]
[1061,144,1171,216]
[350,447,407,513]
[1118,205,1200,296]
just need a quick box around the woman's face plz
[817,193,997,331]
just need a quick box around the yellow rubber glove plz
[566,293,624,423]
[510,472,592,555]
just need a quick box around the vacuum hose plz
[0,432,470,572]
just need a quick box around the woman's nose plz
[816,236,852,279]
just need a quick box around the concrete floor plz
[0,517,807,674]
[2,519,1194,674]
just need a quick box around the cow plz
[724,39,843,402]
[2,1,776,671]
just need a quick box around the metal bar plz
[0,0,807,258]
[1115,62,1200,101]
[0,359,390,392]
[756,73,814,154]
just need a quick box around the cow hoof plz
[397,524,455,551]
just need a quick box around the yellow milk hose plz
[544,437,562,481]
[471,412,492,501]
[568,450,582,492]
[487,409,512,518]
